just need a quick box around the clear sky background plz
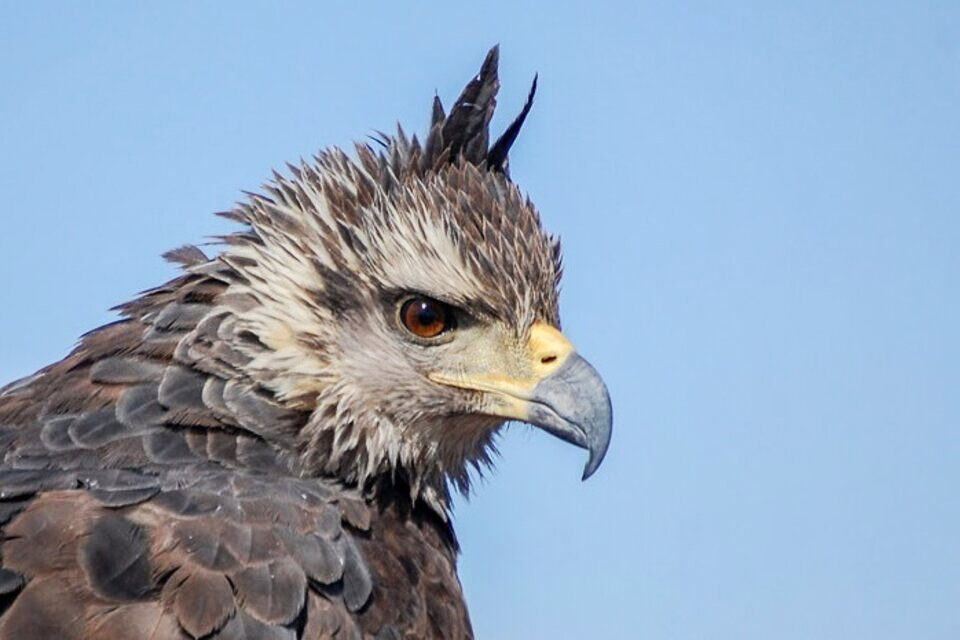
[1,3,958,639]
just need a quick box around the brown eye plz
[400,298,453,339]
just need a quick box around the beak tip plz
[581,463,598,481]
[580,409,612,481]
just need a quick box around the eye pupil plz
[401,298,451,338]
[415,303,438,326]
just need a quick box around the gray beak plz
[525,353,613,479]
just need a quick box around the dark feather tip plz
[423,45,502,170]
[431,95,446,127]
[162,245,209,267]
[487,73,537,173]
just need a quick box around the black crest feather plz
[421,45,536,175]
[487,73,537,175]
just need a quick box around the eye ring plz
[399,297,455,339]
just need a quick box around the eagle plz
[0,47,611,639]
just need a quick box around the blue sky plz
[1,2,958,638]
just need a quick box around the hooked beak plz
[524,352,612,479]
[431,322,613,479]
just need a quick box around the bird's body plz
[0,272,469,639]
[0,48,611,639]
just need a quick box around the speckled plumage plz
[0,47,608,639]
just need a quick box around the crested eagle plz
[0,47,611,639]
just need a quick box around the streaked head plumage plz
[163,46,609,514]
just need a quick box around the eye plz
[400,297,455,339]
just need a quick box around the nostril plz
[541,355,557,365]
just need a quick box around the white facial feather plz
[187,147,560,511]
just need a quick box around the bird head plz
[199,47,611,512]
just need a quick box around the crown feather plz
[419,45,535,176]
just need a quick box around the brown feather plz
[0,47,560,639]
[167,567,236,638]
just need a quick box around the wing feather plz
[0,257,470,638]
